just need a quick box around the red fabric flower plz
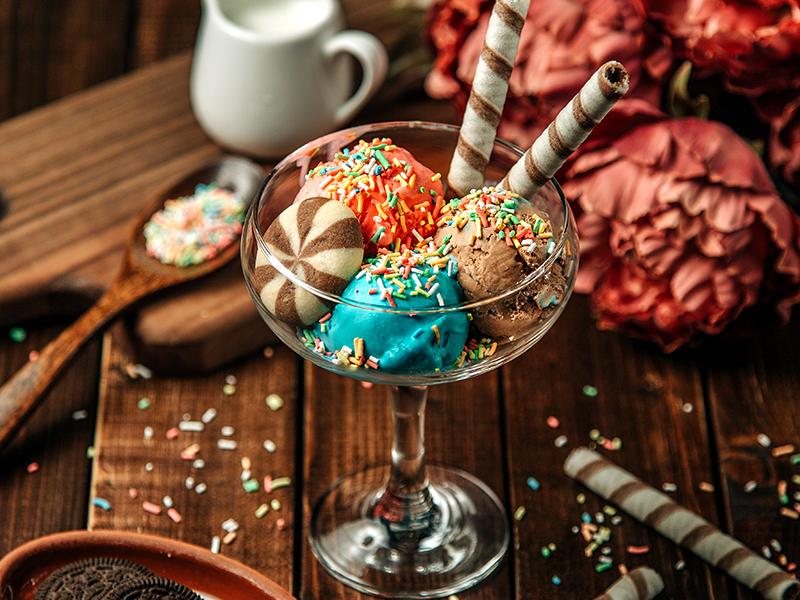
[767,95,800,187]
[645,0,800,97]
[425,0,674,147]
[562,100,800,351]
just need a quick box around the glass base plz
[310,465,509,598]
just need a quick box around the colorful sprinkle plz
[242,479,260,493]
[9,327,27,342]
[144,183,245,267]
[91,497,111,510]
[142,501,162,515]
[265,394,284,411]
[217,439,238,451]
[167,508,182,523]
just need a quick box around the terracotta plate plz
[0,530,295,600]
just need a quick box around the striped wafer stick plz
[447,0,531,198]
[499,61,629,199]
[593,567,664,600]
[564,447,800,600]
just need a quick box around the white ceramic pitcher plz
[191,0,388,158]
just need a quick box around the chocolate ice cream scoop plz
[434,187,569,340]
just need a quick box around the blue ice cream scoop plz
[312,256,469,373]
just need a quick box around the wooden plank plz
[300,366,512,599]
[88,325,298,592]
[129,0,201,68]
[0,323,101,555]
[0,0,132,120]
[503,295,730,599]
[704,307,800,600]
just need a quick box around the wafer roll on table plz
[564,447,800,600]
[593,567,664,600]
[447,0,531,198]
[499,61,629,200]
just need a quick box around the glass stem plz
[372,385,440,547]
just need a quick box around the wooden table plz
[1,52,800,600]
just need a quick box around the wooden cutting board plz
[0,53,276,374]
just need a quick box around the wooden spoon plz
[0,155,265,453]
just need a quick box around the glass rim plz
[250,121,574,316]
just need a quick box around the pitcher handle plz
[325,31,388,126]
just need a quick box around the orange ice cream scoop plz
[296,138,445,251]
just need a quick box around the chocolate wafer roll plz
[593,567,664,600]
[564,447,800,600]
[500,61,629,200]
[447,0,531,198]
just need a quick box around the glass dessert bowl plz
[241,122,578,598]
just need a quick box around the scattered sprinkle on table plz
[513,506,526,521]
[142,501,162,515]
[137,397,151,410]
[167,508,183,523]
[595,561,613,572]
[265,393,284,411]
[178,420,204,432]
[26,462,39,473]
[526,477,540,490]
[144,183,245,267]
[91,497,111,511]
[757,433,772,447]
[72,409,89,421]
[9,327,27,342]
[582,384,598,397]
[546,416,559,428]
[222,518,239,532]
[217,439,238,450]
[270,476,292,490]
[554,435,568,448]
[772,444,795,457]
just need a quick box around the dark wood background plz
[0,0,200,121]
[0,0,426,123]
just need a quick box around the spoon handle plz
[0,270,162,453]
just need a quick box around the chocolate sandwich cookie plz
[34,557,155,600]
[111,576,204,600]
